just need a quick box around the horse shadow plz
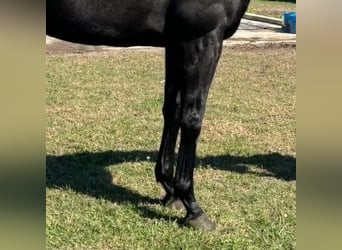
[46,150,295,221]
[199,152,296,181]
[46,150,180,223]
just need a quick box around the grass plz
[46,44,296,249]
[247,0,296,18]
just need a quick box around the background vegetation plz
[247,0,296,18]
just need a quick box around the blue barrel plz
[288,13,296,34]
[282,12,296,33]
[283,12,291,27]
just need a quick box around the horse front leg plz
[155,44,183,209]
[174,30,223,231]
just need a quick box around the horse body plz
[47,0,250,230]
[47,0,168,46]
[47,0,249,46]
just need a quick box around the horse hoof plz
[161,195,185,211]
[185,214,216,231]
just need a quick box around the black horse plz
[47,0,251,231]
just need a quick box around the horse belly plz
[46,0,169,46]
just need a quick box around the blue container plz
[288,19,296,34]
[282,12,296,33]
[283,12,291,27]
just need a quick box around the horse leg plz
[174,30,223,231]
[155,44,183,209]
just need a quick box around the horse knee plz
[181,109,202,138]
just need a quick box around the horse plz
[47,0,251,231]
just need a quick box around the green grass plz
[46,45,296,249]
[247,0,296,18]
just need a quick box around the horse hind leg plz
[173,29,223,231]
[155,44,184,210]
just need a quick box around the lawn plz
[46,44,296,249]
[247,0,296,18]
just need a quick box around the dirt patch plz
[226,42,296,51]
[46,38,295,56]
[46,39,165,56]
[46,42,115,55]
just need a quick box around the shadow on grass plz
[46,150,179,223]
[46,150,295,220]
[200,152,296,181]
